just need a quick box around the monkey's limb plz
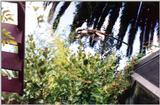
[94,30,128,46]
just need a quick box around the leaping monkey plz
[75,28,128,45]
[76,29,106,40]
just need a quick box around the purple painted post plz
[1,2,25,95]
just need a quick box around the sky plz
[2,2,159,70]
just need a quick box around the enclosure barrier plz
[1,1,25,95]
[131,49,160,103]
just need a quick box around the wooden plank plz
[2,51,23,71]
[2,23,23,44]
[134,54,159,87]
[135,49,160,69]
[131,73,160,98]
[2,76,22,94]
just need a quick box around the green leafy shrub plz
[2,35,139,104]
[13,35,132,104]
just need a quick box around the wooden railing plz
[1,2,25,95]
[131,49,160,99]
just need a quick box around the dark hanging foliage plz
[71,2,97,32]
[86,2,105,27]
[89,3,106,28]
[126,2,140,56]
[105,2,122,34]
[43,1,53,10]
[47,2,59,23]
[138,2,159,54]
[96,3,110,30]
[116,2,140,50]
[49,1,159,56]
[149,3,159,43]
[52,2,71,31]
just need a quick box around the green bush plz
[23,35,132,104]
[3,35,134,104]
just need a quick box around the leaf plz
[7,40,17,45]
[2,10,10,14]
[5,13,13,17]
[7,17,14,21]
[1,28,17,45]
[1,8,14,22]
[33,6,39,11]
[37,15,44,23]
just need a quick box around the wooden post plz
[1,1,25,95]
